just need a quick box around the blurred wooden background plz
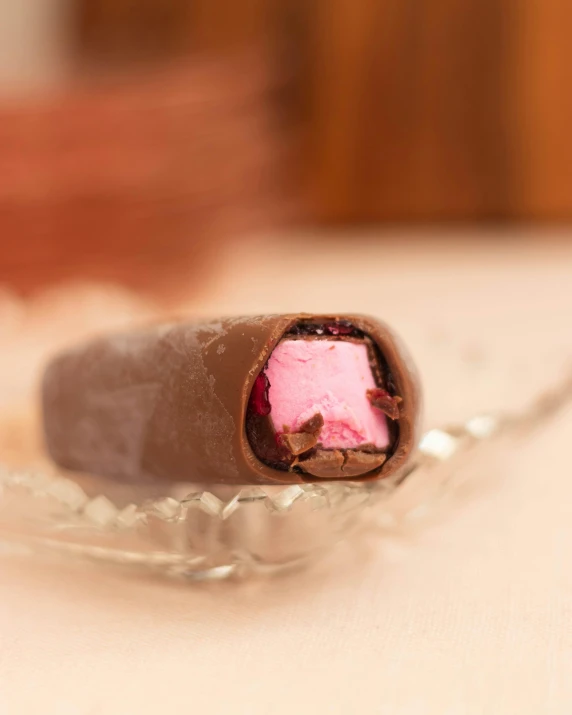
[0,0,571,293]
[295,0,572,222]
[73,0,572,223]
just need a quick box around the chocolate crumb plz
[342,450,386,477]
[351,442,378,453]
[366,388,402,420]
[279,413,323,456]
[279,431,319,456]
[299,413,324,435]
[299,448,387,478]
[299,449,345,478]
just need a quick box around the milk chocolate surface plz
[42,314,420,485]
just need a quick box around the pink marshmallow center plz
[265,339,389,449]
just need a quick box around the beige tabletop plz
[1,231,572,714]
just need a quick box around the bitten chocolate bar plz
[41,314,420,485]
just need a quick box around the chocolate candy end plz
[245,317,410,481]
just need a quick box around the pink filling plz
[265,339,389,449]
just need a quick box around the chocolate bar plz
[42,314,420,485]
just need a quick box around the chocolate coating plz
[41,314,421,485]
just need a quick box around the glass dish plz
[1,365,569,580]
[0,415,502,580]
